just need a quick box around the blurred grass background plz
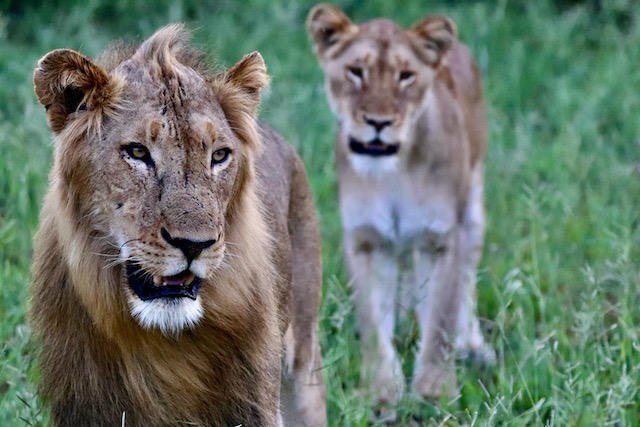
[1,0,640,425]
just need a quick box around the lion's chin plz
[125,261,205,335]
[128,295,204,336]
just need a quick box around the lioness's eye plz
[347,66,364,80]
[399,70,415,83]
[123,143,153,166]
[211,148,231,166]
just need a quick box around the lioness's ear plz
[34,49,115,134]
[410,15,458,65]
[306,3,357,58]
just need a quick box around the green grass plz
[2,0,640,425]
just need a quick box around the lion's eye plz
[130,146,148,159]
[399,70,415,84]
[211,148,231,166]
[347,66,364,81]
[123,143,153,166]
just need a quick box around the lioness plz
[307,4,493,403]
[30,24,326,427]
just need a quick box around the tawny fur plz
[31,23,326,426]
[307,4,494,405]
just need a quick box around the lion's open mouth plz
[349,137,399,157]
[126,262,201,301]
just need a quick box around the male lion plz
[30,24,326,427]
[307,4,493,404]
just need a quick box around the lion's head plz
[307,4,457,174]
[33,24,270,335]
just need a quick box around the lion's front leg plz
[412,227,466,399]
[345,226,404,406]
[282,323,326,427]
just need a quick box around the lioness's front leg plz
[345,226,404,406]
[412,227,466,398]
[456,164,495,364]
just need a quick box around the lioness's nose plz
[161,227,216,264]
[364,116,394,132]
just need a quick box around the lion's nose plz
[161,227,216,264]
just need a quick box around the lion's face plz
[34,27,268,334]
[99,66,239,332]
[307,5,457,173]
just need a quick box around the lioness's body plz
[30,25,325,426]
[308,5,492,403]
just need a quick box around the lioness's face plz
[307,5,457,173]
[34,37,267,335]
[323,29,432,164]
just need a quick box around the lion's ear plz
[34,49,113,134]
[307,4,357,58]
[410,15,458,65]
[218,51,269,115]
[211,51,269,152]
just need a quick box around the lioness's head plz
[307,4,457,173]
[34,24,268,335]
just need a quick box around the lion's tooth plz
[153,275,163,286]
[184,272,196,286]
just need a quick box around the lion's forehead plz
[118,56,205,87]
[109,110,227,154]
[109,62,230,152]
[117,59,219,115]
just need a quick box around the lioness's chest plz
[339,171,457,245]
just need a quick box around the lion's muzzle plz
[126,261,201,301]
[160,227,217,264]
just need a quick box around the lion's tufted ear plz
[410,15,458,65]
[34,49,116,134]
[211,51,269,152]
[219,51,269,114]
[306,3,357,58]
